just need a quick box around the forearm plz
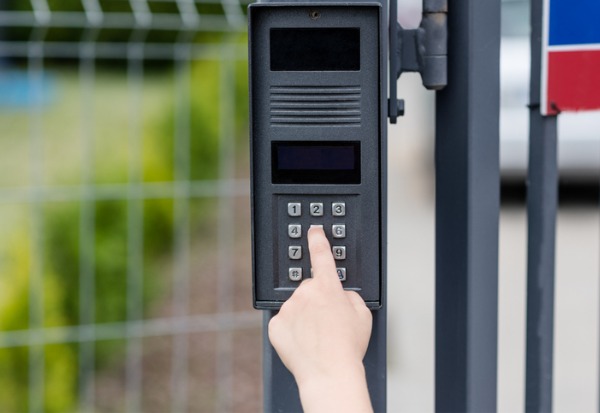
[296,362,373,413]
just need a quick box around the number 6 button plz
[332,224,346,238]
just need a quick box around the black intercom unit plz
[249,3,386,309]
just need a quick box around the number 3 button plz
[332,202,345,216]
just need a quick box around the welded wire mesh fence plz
[0,1,260,412]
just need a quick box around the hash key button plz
[289,268,302,281]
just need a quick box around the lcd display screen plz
[272,141,361,184]
[270,28,360,71]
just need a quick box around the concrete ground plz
[386,74,600,412]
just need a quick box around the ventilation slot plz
[270,86,361,126]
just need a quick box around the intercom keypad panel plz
[276,195,358,289]
[249,3,384,309]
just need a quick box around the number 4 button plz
[288,224,301,238]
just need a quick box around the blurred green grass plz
[0,51,249,411]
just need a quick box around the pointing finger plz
[307,225,340,285]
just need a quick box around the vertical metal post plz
[525,0,557,411]
[263,307,387,412]
[434,0,500,411]
[263,312,302,413]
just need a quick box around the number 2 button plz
[310,203,323,217]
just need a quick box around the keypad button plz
[332,202,346,216]
[288,224,301,239]
[332,246,346,260]
[289,246,302,260]
[289,268,302,281]
[310,202,324,217]
[332,224,346,238]
[336,268,346,281]
[288,202,301,217]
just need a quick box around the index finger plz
[307,225,340,284]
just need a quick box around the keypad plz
[284,201,349,283]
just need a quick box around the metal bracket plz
[389,0,448,123]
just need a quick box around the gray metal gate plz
[0,1,261,412]
[1,0,599,412]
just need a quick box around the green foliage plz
[0,53,250,410]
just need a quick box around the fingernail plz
[310,225,323,229]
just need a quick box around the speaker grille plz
[269,86,361,126]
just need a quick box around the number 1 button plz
[288,203,301,217]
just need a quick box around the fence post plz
[263,306,387,412]
[434,0,500,411]
[525,0,558,410]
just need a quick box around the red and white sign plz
[542,0,600,115]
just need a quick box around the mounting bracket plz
[389,0,448,123]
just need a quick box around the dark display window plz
[272,141,361,184]
[270,28,360,71]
